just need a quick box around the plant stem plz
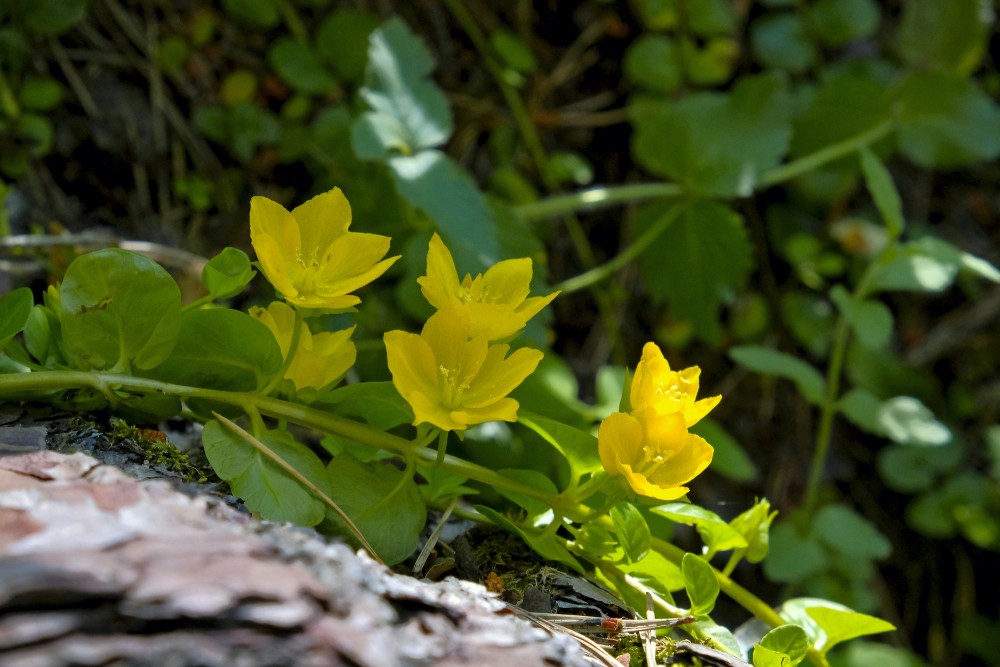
[514,120,896,222]
[0,68,19,118]
[552,202,683,293]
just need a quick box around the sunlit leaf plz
[202,247,255,300]
[780,598,894,655]
[758,624,809,666]
[650,502,747,554]
[517,410,603,483]
[611,502,650,563]
[683,553,720,616]
[477,505,582,572]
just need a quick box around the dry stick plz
[643,592,658,667]
[413,496,459,576]
[212,412,383,564]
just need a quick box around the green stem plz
[513,120,896,222]
[277,0,309,43]
[0,371,577,515]
[435,429,448,465]
[552,202,683,293]
[802,261,881,517]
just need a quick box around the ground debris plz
[0,450,594,667]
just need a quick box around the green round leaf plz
[764,523,828,583]
[23,0,87,36]
[491,29,536,73]
[19,77,63,111]
[325,454,426,566]
[682,552,720,616]
[314,9,381,82]
[751,13,816,72]
[897,0,991,74]
[0,287,33,351]
[268,37,336,95]
[624,35,681,93]
[202,247,255,299]
[60,249,181,371]
[144,308,281,392]
[203,421,329,526]
[758,624,808,666]
[809,0,880,47]
[814,503,891,560]
[221,0,279,28]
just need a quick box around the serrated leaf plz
[352,17,451,158]
[632,74,791,197]
[517,410,603,484]
[729,345,826,405]
[387,150,500,272]
[859,148,904,240]
[814,503,891,560]
[0,287,33,352]
[610,502,650,563]
[682,553,720,616]
[758,624,809,666]
[203,421,329,526]
[829,285,892,350]
[651,502,747,554]
[202,247,255,299]
[897,0,992,74]
[638,201,753,344]
[145,308,281,391]
[324,454,425,565]
[317,381,414,429]
[895,71,1000,168]
[790,68,892,158]
[60,249,181,372]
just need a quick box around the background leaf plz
[730,345,826,404]
[829,285,893,350]
[317,381,414,429]
[896,0,992,74]
[632,74,791,197]
[859,148,904,240]
[202,247,255,300]
[638,201,753,344]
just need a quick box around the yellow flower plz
[250,188,399,310]
[384,307,543,432]
[417,233,558,341]
[598,407,714,500]
[250,301,356,392]
[629,342,720,426]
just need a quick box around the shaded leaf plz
[610,502,650,563]
[691,418,758,482]
[317,381,414,429]
[897,0,992,74]
[202,247,255,300]
[203,421,329,526]
[829,285,892,350]
[0,287,33,352]
[650,502,747,554]
[268,37,335,95]
[476,505,582,572]
[517,410,603,484]
[814,503,891,560]
[859,148,904,240]
[324,454,425,565]
[764,523,828,583]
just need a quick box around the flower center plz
[439,364,473,408]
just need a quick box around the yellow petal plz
[646,433,713,489]
[452,396,521,426]
[250,196,300,257]
[291,188,352,253]
[288,326,356,391]
[252,233,300,301]
[619,467,691,501]
[407,391,467,431]
[315,232,398,297]
[462,345,543,409]
[481,257,533,305]
[417,233,462,309]
[384,330,440,403]
[598,411,644,478]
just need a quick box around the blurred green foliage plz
[3,0,1000,664]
